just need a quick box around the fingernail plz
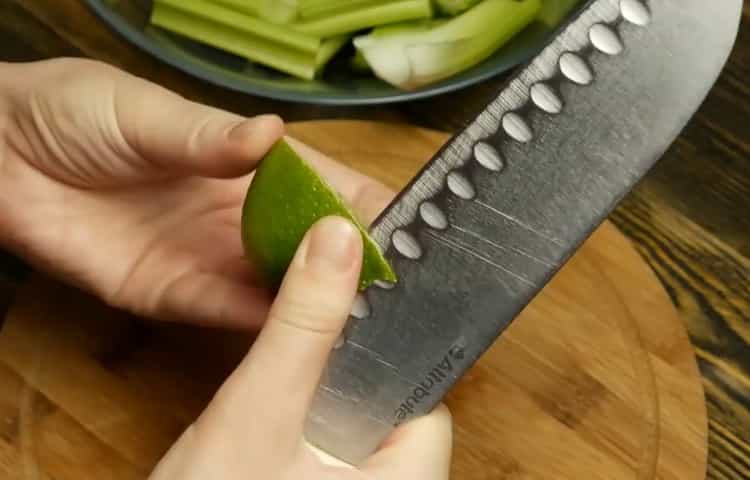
[305,217,360,273]
[228,115,283,142]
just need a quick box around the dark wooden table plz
[1,1,748,478]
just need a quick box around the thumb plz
[193,216,363,451]
[114,74,284,178]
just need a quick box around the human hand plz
[0,58,392,329]
[149,216,452,479]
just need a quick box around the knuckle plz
[272,291,344,336]
[50,58,119,87]
[184,111,223,159]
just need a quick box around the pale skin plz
[0,58,452,478]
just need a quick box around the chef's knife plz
[305,0,742,465]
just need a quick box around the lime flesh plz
[241,139,397,291]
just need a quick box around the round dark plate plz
[85,0,559,105]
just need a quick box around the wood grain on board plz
[1,1,748,477]
[0,121,708,479]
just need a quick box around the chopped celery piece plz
[210,0,261,16]
[298,0,403,19]
[148,0,578,89]
[353,0,541,89]
[292,0,433,37]
[212,0,299,24]
[155,0,318,52]
[258,0,299,24]
[538,0,584,27]
[151,0,319,79]
[432,0,482,16]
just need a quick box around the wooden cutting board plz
[0,120,707,480]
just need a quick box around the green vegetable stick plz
[298,0,403,19]
[259,0,300,24]
[292,0,433,37]
[432,0,482,16]
[353,0,542,89]
[156,0,319,53]
[151,0,319,79]
[212,0,299,24]
[210,0,262,16]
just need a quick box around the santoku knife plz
[304,0,743,465]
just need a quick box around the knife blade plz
[305,0,742,465]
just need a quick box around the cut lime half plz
[241,139,397,291]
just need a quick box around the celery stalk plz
[538,0,583,27]
[155,0,317,52]
[257,0,299,24]
[433,0,482,16]
[210,0,261,16]
[151,0,319,79]
[292,0,433,37]
[212,0,299,24]
[353,0,542,89]
[298,0,403,19]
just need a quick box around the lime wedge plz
[241,139,397,291]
